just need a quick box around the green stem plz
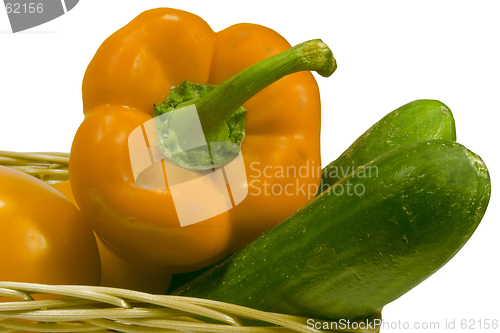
[195,39,336,132]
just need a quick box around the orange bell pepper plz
[52,180,172,294]
[70,8,336,274]
[0,167,100,288]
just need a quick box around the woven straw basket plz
[0,151,382,333]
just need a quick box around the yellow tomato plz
[0,167,101,287]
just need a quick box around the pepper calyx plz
[154,81,246,171]
[154,39,336,171]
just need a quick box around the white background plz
[1,1,499,332]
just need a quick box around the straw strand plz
[0,282,381,333]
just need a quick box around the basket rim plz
[0,281,382,333]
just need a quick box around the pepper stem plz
[195,39,336,132]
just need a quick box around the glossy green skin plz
[169,99,456,288]
[174,140,490,321]
[319,99,456,194]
